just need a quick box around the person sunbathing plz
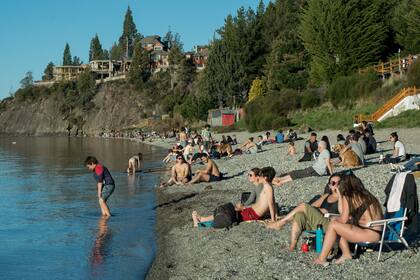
[314,174,383,266]
[235,168,262,210]
[287,142,296,156]
[266,174,343,251]
[273,141,333,186]
[188,154,222,184]
[162,148,177,163]
[191,167,277,226]
[239,137,258,154]
[160,155,191,187]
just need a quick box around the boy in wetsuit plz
[85,156,115,217]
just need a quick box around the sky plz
[0,0,269,99]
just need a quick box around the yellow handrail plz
[354,86,418,123]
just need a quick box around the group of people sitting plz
[181,123,416,266]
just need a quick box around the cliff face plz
[0,83,157,135]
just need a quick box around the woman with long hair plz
[267,173,344,251]
[314,174,383,266]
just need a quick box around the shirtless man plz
[191,167,277,226]
[189,154,221,184]
[160,155,191,187]
[127,153,143,174]
[240,137,258,154]
[179,128,188,148]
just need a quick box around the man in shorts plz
[273,141,332,186]
[189,154,222,184]
[160,155,191,187]
[201,124,212,154]
[85,156,115,217]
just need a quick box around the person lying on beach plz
[85,156,115,217]
[160,155,191,187]
[298,132,318,162]
[189,154,222,184]
[239,137,258,154]
[127,153,143,174]
[314,174,383,266]
[287,142,296,156]
[235,168,263,211]
[273,141,333,186]
[266,174,344,251]
[191,167,277,226]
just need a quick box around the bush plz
[244,89,299,132]
[407,60,420,87]
[326,72,380,108]
[301,89,321,109]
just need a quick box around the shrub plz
[326,72,379,108]
[407,60,420,87]
[301,89,321,109]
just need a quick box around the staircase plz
[359,54,418,77]
[354,86,420,123]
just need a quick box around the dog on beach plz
[332,144,362,168]
[217,143,233,157]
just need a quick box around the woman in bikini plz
[314,174,383,266]
[266,173,344,251]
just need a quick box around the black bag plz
[213,203,238,229]
[240,192,252,204]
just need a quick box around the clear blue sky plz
[0,0,269,99]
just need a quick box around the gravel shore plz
[147,128,420,280]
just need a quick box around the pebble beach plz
[146,128,420,280]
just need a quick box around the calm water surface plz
[0,136,165,280]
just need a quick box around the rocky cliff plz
[0,83,158,135]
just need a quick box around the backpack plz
[213,203,238,229]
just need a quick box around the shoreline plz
[146,128,420,279]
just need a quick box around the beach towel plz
[387,171,409,212]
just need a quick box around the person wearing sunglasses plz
[160,155,191,187]
[382,132,406,164]
[235,168,262,211]
[266,174,343,251]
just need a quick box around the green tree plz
[20,71,33,88]
[63,43,72,65]
[129,40,150,85]
[118,6,141,58]
[72,56,81,66]
[393,0,420,54]
[42,62,55,81]
[109,43,124,60]
[76,67,96,111]
[299,0,387,83]
[89,34,104,61]
[247,77,266,103]
[407,60,420,87]
[102,49,109,60]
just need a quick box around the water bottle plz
[316,224,324,253]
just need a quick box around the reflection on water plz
[0,136,165,280]
[90,216,112,269]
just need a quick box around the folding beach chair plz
[353,207,412,261]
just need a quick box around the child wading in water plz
[85,156,115,216]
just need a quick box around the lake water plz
[0,136,165,280]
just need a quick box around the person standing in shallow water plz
[85,156,115,217]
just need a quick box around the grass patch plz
[375,110,420,128]
[290,103,379,130]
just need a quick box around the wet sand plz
[147,128,420,280]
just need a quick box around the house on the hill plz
[141,35,169,72]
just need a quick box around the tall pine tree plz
[63,43,72,65]
[89,34,104,61]
[129,40,150,84]
[42,62,55,81]
[299,0,387,83]
[118,6,141,58]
